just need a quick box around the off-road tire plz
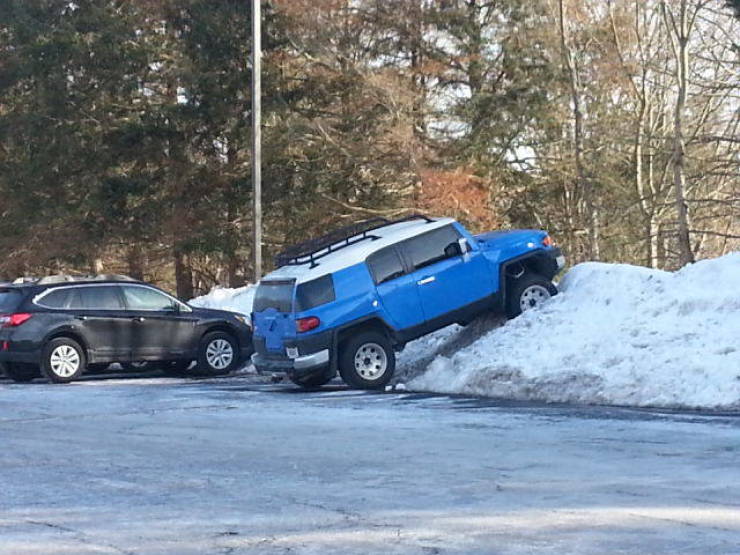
[506,272,557,319]
[4,362,39,383]
[197,331,240,376]
[338,331,395,390]
[41,337,86,384]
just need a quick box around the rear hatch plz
[252,279,297,354]
[0,287,24,314]
[0,287,26,331]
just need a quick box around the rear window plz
[253,280,294,313]
[295,275,335,312]
[0,289,23,313]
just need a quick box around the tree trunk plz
[174,248,194,300]
[127,246,146,281]
[559,0,599,261]
[663,0,695,266]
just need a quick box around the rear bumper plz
[0,349,40,364]
[252,348,330,376]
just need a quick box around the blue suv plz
[251,215,565,389]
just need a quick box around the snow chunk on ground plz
[409,253,740,410]
[189,285,256,317]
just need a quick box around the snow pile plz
[189,285,256,317]
[409,253,740,409]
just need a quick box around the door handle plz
[75,316,87,321]
[132,317,145,323]
[417,276,436,285]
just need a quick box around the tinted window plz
[295,275,335,312]
[404,225,462,270]
[38,288,73,309]
[0,289,22,312]
[253,280,294,313]
[367,248,405,285]
[69,286,124,310]
[122,286,178,311]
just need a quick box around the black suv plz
[0,275,253,383]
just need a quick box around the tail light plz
[542,235,555,247]
[0,313,33,328]
[296,316,320,333]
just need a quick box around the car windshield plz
[253,280,294,313]
[0,289,22,313]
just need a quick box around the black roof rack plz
[275,213,435,268]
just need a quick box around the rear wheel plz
[41,338,86,384]
[506,272,557,319]
[197,331,240,376]
[339,331,395,390]
[4,362,39,383]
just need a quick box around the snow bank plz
[409,253,740,409]
[189,285,256,317]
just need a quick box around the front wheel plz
[197,331,240,376]
[41,338,86,384]
[506,273,557,319]
[339,331,395,390]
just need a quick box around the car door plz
[366,246,425,331]
[401,225,492,323]
[66,285,134,362]
[120,285,198,361]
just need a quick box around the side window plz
[295,275,335,312]
[367,248,406,285]
[38,287,73,308]
[75,286,124,310]
[121,286,178,311]
[403,225,462,271]
[37,288,73,309]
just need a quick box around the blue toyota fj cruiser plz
[251,215,565,389]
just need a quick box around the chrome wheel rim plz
[354,342,388,381]
[49,345,81,377]
[206,339,234,370]
[519,284,551,312]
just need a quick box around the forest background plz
[1,0,738,298]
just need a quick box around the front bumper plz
[252,348,330,376]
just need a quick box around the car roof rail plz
[35,274,138,285]
[275,213,435,268]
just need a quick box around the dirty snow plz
[410,253,740,409]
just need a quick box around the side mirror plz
[444,242,462,258]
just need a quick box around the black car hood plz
[189,305,248,320]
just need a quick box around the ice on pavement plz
[410,253,740,409]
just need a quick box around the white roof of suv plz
[263,217,455,284]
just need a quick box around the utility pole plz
[251,0,262,282]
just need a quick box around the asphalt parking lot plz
[1,370,739,554]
